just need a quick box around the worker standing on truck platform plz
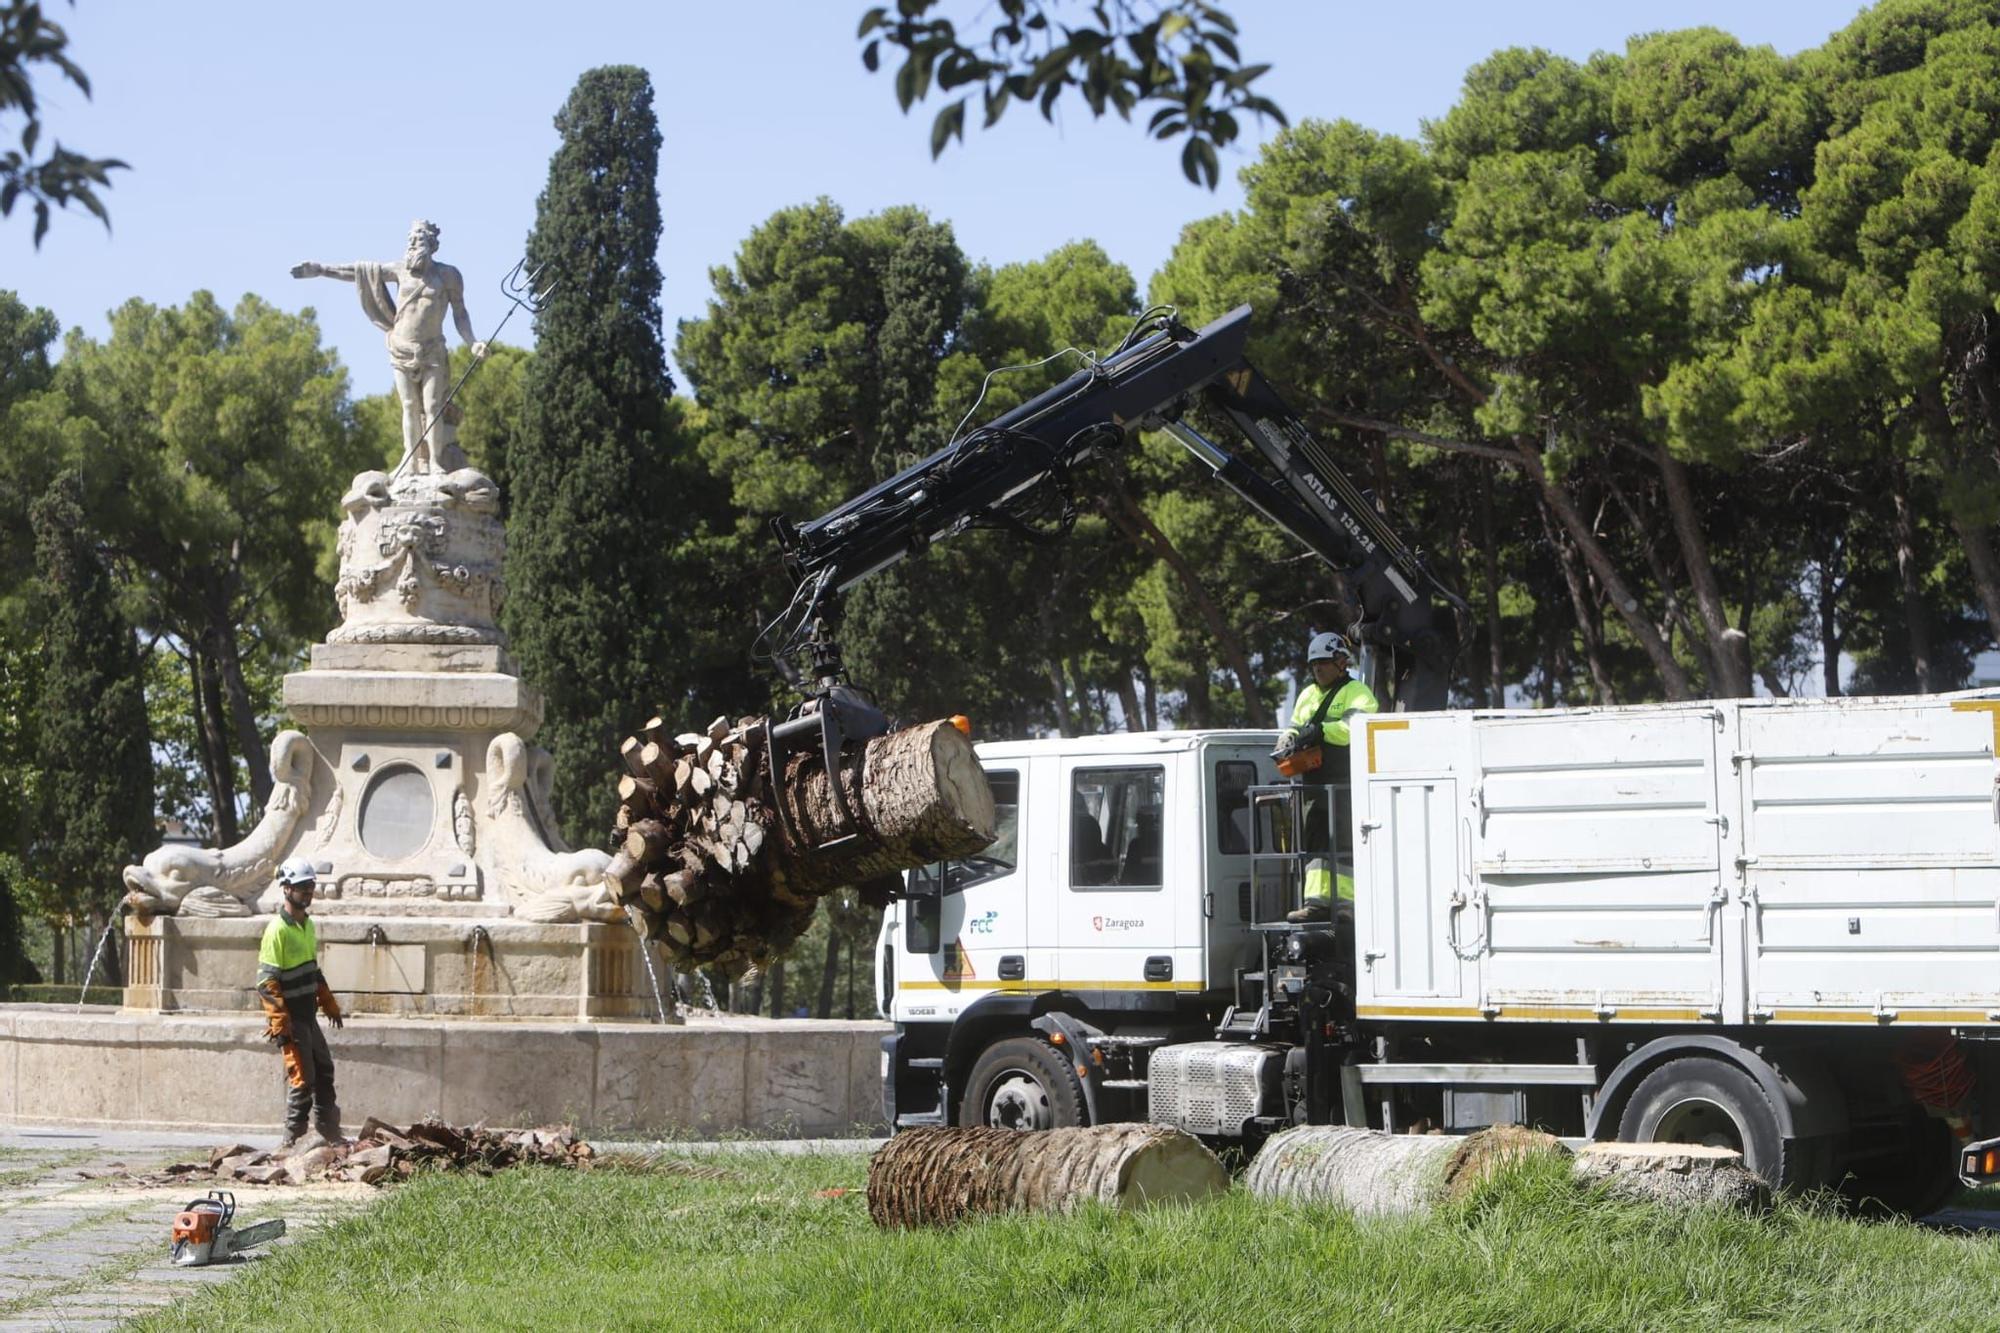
[257,857,345,1150]
[1276,631,1378,923]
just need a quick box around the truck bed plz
[1354,690,2000,1027]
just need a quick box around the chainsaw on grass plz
[169,1190,286,1266]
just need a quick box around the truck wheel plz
[959,1036,1087,1130]
[1616,1056,1798,1190]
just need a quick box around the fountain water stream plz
[75,922,118,1010]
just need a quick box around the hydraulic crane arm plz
[770,304,1461,712]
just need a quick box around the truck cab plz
[878,729,1304,1129]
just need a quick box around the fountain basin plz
[0,1006,890,1136]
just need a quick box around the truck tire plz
[959,1036,1088,1131]
[1616,1056,1804,1191]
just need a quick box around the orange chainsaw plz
[169,1190,285,1266]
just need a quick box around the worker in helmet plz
[257,856,345,1149]
[1274,631,1378,923]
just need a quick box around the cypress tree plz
[507,67,690,844]
[28,470,154,973]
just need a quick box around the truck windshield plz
[909,770,1018,898]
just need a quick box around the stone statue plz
[122,731,316,919]
[292,220,487,474]
[483,733,618,923]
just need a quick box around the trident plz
[392,257,561,480]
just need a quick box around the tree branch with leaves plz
[859,0,1282,188]
[0,1,123,246]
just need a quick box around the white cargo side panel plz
[1741,697,2000,1017]
[1475,708,1726,1019]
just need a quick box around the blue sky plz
[7,1,1862,394]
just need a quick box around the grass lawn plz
[133,1149,2000,1332]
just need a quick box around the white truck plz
[754,302,1992,1209]
[879,691,2000,1212]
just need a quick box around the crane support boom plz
[771,305,1460,709]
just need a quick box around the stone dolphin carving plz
[122,731,317,918]
[483,731,616,922]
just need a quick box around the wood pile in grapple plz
[602,714,994,975]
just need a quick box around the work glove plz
[317,981,344,1029]
[1272,725,1322,761]
[256,980,291,1044]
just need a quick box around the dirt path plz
[0,1133,375,1331]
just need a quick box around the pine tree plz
[28,470,153,975]
[507,67,704,844]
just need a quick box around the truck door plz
[897,767,1026,1018]
[1363,777,1462,999]
[1204,751,1269,990]
[1057,759,1177,991]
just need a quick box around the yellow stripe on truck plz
[1951,699,2000,754]
[1367,719,1410,773]
[1357,1004,2000,1024]
[1356,1004,1710,1022]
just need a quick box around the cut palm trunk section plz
[1245,1125,1566,1216]
[603,715,994,976]
[1247,1126,1771,1215]
[867,1124,1228,1228]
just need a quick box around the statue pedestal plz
[276,644,545,917]
[121,463,628,1015]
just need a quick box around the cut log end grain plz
[1573,1141,1770,1212]
[865,1125,1226,1228]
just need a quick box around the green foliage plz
[508,66,718,846]
[0,288,56,407]
[0,866,37,985]
[25,469,151,921]
[680,210,1162,734]
[0,1,124,246]
[859,0,1283,188]
[1,291,363,837]
[0,627,43,983]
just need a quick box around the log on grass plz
[1245,1124,1567,1217]
[1573,1142,1769,1211]
[866,1124,1227,1228]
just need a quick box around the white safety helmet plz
[277,856,318,888]
[1307,630,1349,663]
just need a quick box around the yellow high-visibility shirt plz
[257,911,322,1009]
[1290,677,1379,748]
